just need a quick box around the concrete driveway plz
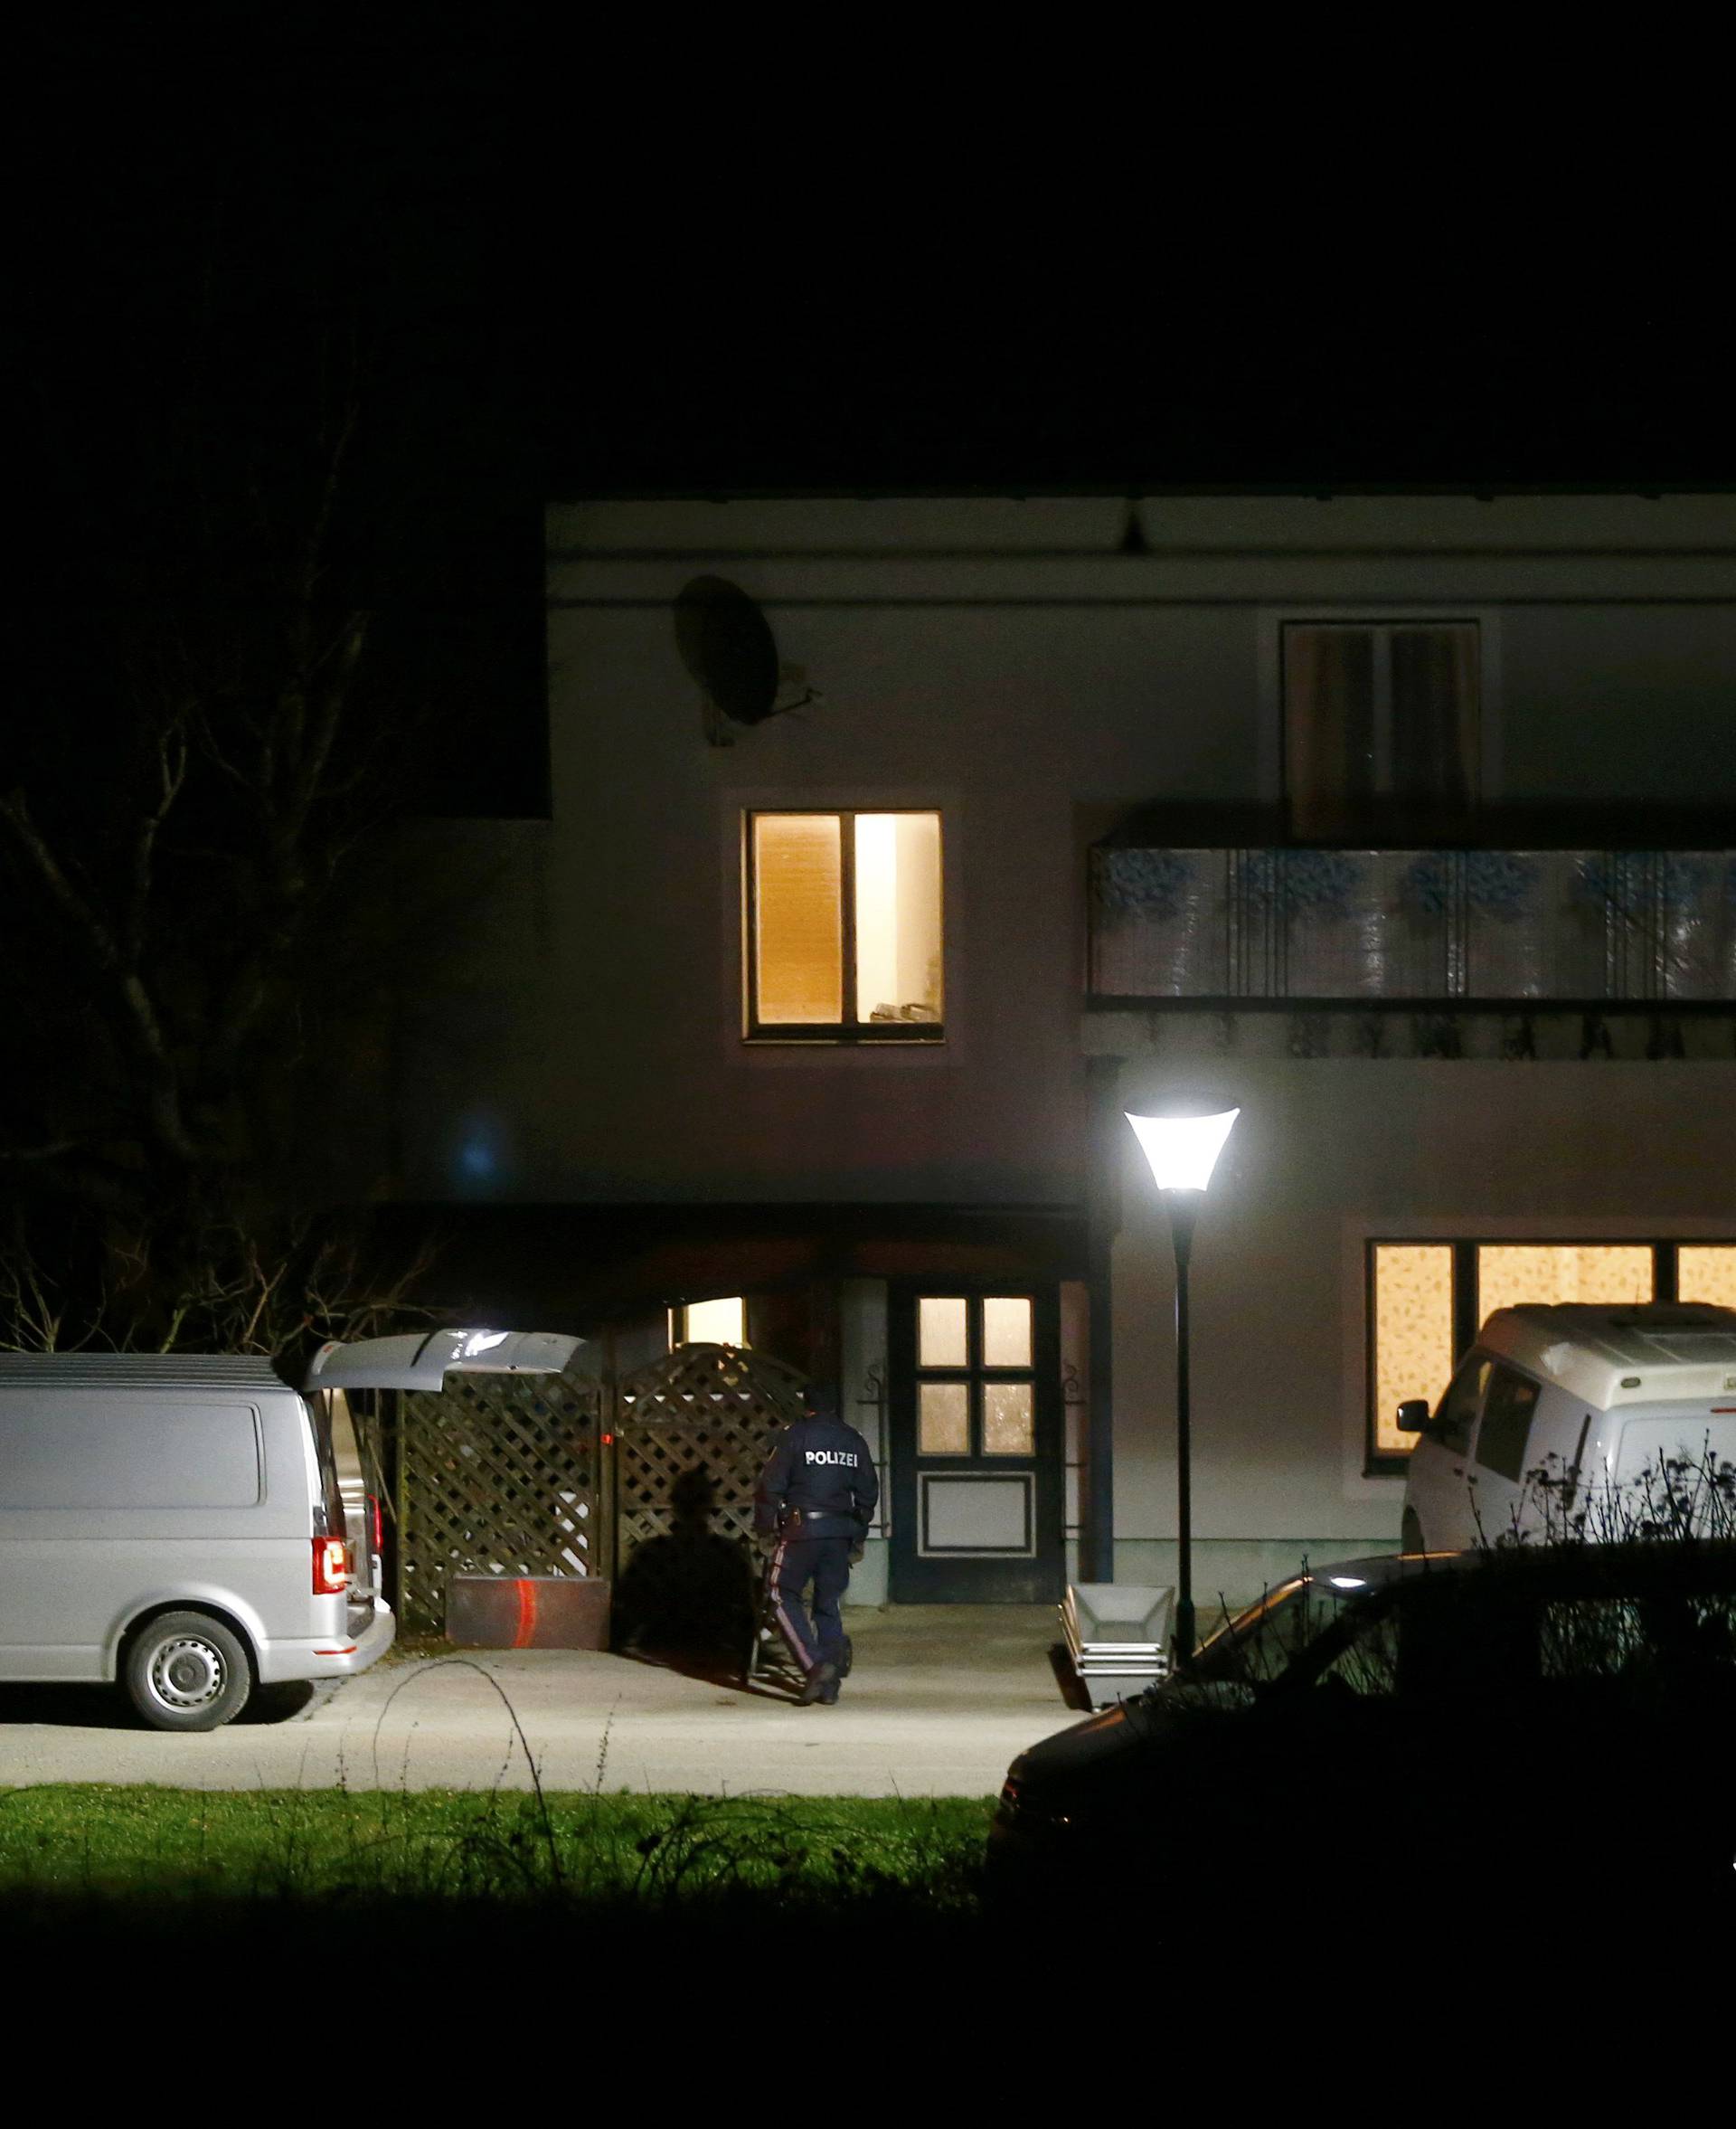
[0,1608,1078,1796]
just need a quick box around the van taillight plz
[367,1493,383,1554]
[313,1538,350,1594]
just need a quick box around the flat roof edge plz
[545,480,1736,505]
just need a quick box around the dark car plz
[989,1544,1736,1935]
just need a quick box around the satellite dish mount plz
[673,576,821,747]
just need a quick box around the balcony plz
[1089,847,1736,1010]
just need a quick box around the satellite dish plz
[674,577,781,727]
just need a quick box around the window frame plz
[914,1292,1038,1460]
[1363,1237,1736,1475]
[1281,615,1482,842]
[1258,605,1501,845]
[743,807,945,1045]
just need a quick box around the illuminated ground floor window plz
[670,1296,748,1349]
[1367,1241,1736,1468]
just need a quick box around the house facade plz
[384,490,1736,1612]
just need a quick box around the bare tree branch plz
[2,778,200,1171]
[0,1139,81,1164]
[5,310,438,1347]
[0,785,123,969]
[124,721,189,968]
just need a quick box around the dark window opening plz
[1284,619,1480,843]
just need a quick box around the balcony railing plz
[1089,848,1736,1008]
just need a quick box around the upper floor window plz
[1284,620,1480,842]
[745,810,944,1042]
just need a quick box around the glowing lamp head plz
[1125,1105,1239,1194]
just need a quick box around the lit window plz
[747,810,943,1040]
[1369,1239,1661,1469]
[1284,620,1480,841]
[1371,1244,1456,1459]
[1476,1244,1653,1318]
[915,1293,1036,1459]
[670,1297,748,1349]
[1678,1247,1736,1308]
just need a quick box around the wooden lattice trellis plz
[613,1343,807,1566]
[397,1368,603,1636]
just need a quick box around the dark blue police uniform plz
[754,1408,880,1694]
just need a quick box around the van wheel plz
[1401,1509,1425,1555]
[125,1612,252,1732]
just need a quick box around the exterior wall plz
[383,490,1736,1605]
[1106,1055,1736,1604]
[1501,604,1736,806]
[839,1278,890,1606]
[401,492,1736,1207]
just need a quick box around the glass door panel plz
[891,1285,1061,1604]
[918,1297,969,1368]
[982,1296,1033,1368]
[982,1380,1035,1455]
[918,1380,970,1454]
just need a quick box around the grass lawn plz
[0,1784,994,1920]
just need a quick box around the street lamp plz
[1125,1100,1240,1665]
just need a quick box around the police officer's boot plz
[797,1661,839,1706]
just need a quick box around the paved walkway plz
[0,1608,1079,1796]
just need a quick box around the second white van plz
[1401,1301,1736,1553]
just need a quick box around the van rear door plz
[305,1332,580,1626]
[305,1329,583,1393]
[316,1388,377,1598]
[1613,1406,1736,1528]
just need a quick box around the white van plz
[0,1328,579,1729]
[1401,1301,1736,1553]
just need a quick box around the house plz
[380,488,1736,1613]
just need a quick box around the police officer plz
[754,1390,880,1705]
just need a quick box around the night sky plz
[12,21,1733,814]
[19,22,1732,489]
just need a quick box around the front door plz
[888,1282,1063,1603]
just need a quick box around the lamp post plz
[1125,1101,1240,1666]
